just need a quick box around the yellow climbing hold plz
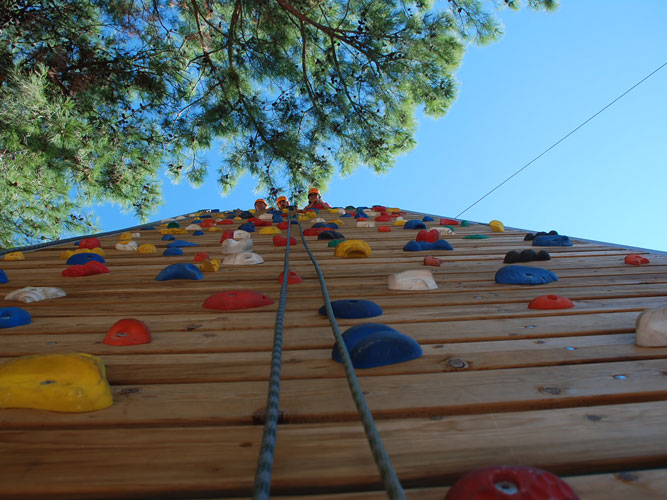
[387,207,402,213]
[327,209,340,214]
[258,226,281,235]
[137,243,157,253]
[489,220,505,232]
[59,250,75,260]
[208,227,222,232]
[306,211,318,218]
[331,219,343,226]
[3,252,25,261]
[200,258,220,272]
[77,247,105,257]
[298,215,308,221]
[160,228,188,235]
[393,219,407,226]
[233,216,242,222]
[0,353,113,412]
[334,239,372,258]
[118,232,133,241]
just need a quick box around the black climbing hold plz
[504,250,521,263]
[318,231,345,240]
[519,249,538,262]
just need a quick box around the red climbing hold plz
[220,230,234,242]
[273,235,297,247]
[528,294,574,310]
[104,318,151,346]
[378,226,391,232]
[440,218,459,226]
[303,227,326,236]
[279,271,303,284]
[193,252,211,262]
[373,205,387,212]
[423,256,443,267]
[79,237,101,249]
[217,219,234,225]
[277,221,290,229]
[62,261,110,277]
[375,215,392,222]
[625,254,650,266]
[203,290,274,310]
[445,465,579,500]
[416,229,439,243]
[200,219,215,228]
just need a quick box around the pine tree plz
[0,0,557,247]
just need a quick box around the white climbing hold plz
[336,208,346,215]
[233,230,252,240]
[220,238,254,254]
[388,270,438,291]
[115,241,138,252]
[364,210,380,217]
[222,252,264,265]
[131,232,141,238]
[635,306,667,347]
[4,287,66,303]
[435,226,454,236]
[186,224,202,231]
[357,220,375,228]
[175,215,186,220]
[258,213,274,220]
[313,217,327,223]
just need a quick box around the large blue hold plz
[161,234,176,241]
[167,240,199,248]
[193,230,204,236]
[341,213,353,218]
[163,247,184,256]
[319,299,383,319]
[533,235,572,247]
[66,253,106,265]
[332,323,422,369]
[155,263,204,281]
[272,214,283,223]
[495,265,558,285]
[403,240,454,251]
[404,220,427,230]
[240,211,253,219]
[0,306,32,329]
[238,222,256,232]
[422,216,434,222]
[0,269,8,284]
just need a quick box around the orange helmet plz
[308,188,320,195]
[254,198,268,206]
[276,196,288,203]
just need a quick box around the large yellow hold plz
[0,353,113,412]
[334,240,372,258]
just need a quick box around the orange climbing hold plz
[104,319,152,346]
[528,294,574,310]
[423,256,443,266]
[193,252,211,262]
[625,254,650,266]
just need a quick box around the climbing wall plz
[1,207,667,499]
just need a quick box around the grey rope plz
[295,220,407,500]
[252,207,294,500]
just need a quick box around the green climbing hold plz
[460,220,470,227]
[328,239,344,248]
[463,234,489,239]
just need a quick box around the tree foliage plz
[0,0,557,247]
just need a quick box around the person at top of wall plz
[276,196,290,210]
[304,188,331,210]
[254,198,272,214]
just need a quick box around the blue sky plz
[93,1,667,251]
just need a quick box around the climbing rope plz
[252,206,295,500]
[295,219,407,500]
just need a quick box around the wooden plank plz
[1,401,666,499]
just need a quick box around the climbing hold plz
[115,240,138,252]
[529,294,574,310]
[161,234,176,241]
[258,226,282,235]
[357,220,375,228]
[330,219,343,226]
[328,239,344,247]
[233,230,252,239]
[536,250,552,261]
[533,235,572,246]
[388,270,437,290]
[137,243,157,253]
[436,226,454,235]
[312,218,327,224]
[318,230,345,240]
[403,240,453,251]
[220,238,253,254]
[378,226,391,232]
[416,229,439,243]
[203,290,274,310]
[303,227,326,236]
[118,232,133,241]
[334,240,372,258]
[375,214,392,222]
[167,240,199,248]
[167,222,180,228]
[208,227,222,232]
[276,221,290,230]
[79,238,101,249]
[59,250,74,259]
[72,247,105,257]
[341,213,353,218]
[163,247,184,256]
[404,220,427,230]
[495,265,558,285]
[424,256,443,267]
[3,252,25,261]
[0,269,7,284]
[422,216,434,222]
[4,287,66,304]
[66,253,105,265]
[332,323,422,369]
[635,306,667,347]
[192,230,205,236]
[155,263,203,281]
[319,299,382,319]
[200,219,215,228]
[62,261,110,277]
[444,466,579,500]
[160,228,188,234]
[625,254,650,266]
[218,219,234,225]
[463,234,489,239]
[240,211,253,219]
[440,218,459,226]
[519,249,538,262]
[504,251,520,263]
[0,306,32,329]
[460,220,470,227]
[220,230,234,242]
[104,319,152,346]
[489,220,505,232]
[222,252,264,265]
[141,225,156,230]
[238,222,255,232]
[199,258,220,272]
[0,353,113,412]
[193,252,211,262]
[279,271,303,284]
[273,235,297,247]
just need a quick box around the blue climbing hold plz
[193,230,204,236]
[495,265,558,285]
[163,247,184,256]
[192,219,202,223]
[312,223,327,228]
[155,263,204,281]
[240,211,253,219]
[318,230,345,240]
[272,214,283,223]
[326,222,339,229]
[200,215,213,218]
[167,240,200,248]
[332,323,422,369]
[0,306,32,329]
[141,225,156,230]
[66,253,106,265]
[403,240,422,252]
[404,220,427,230]
[403,240,453,251]
[161,234,176,241]
[211,209,220,213]
[341,213,353,218]
[533,235,572,247]
[0,269,7,284]
[319,299,382,319]
[422,216,434,222]
[238,222,255,232]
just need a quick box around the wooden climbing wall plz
[1,207,666,499]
